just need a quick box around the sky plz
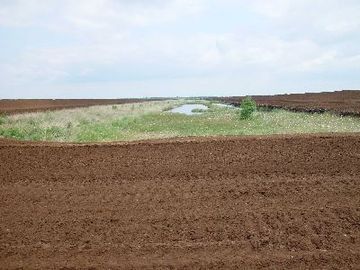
[0,0,359,98]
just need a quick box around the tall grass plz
[0,115,5,125]
[0,100,359,142]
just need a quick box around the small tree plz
[239,96,256,119]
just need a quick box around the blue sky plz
[0,0,359,98]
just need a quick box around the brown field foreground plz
[0,133,360,269]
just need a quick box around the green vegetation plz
[0,115,5,125]
[239,96,257,119]
[0,99,359,142]
[191,108,207,113]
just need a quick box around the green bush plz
[239,96,257,119]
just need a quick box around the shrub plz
[239,96,257,119]
[112,105,117,110]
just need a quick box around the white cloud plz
[0,0,204,30]
[247,0,360,35]
[0,0,359,97]
[1,32,350,86]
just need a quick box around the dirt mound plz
[1,134,359,268]
[214,90,360,116]
[0,98,166,115]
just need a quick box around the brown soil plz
[2,91,359,116]
[0,98,166,115]
[213,90,360,116]
[1,134,359,269]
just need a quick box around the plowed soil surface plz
[1,134,360,269]
[0,98,165,115]
[2,91,359,116]
[215,90,360,116]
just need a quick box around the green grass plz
[0,114,6,125]
[0,100,359,142]
[191,108,207,113]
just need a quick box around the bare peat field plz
[0,98,166,115]
[213,90,360,116]
[1,134,360,269]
